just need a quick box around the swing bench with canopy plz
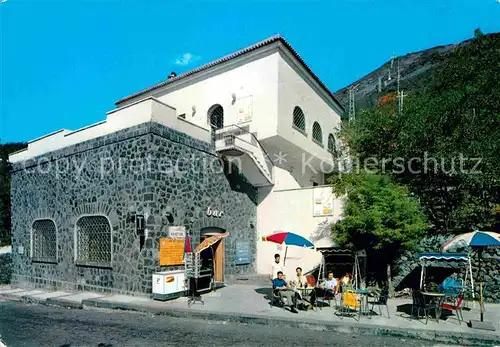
[418,252,474,299]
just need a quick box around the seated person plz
[272,271,298,313]
[289,267,308,287]
[339,272,352,292]
[309,272,338,306]
[289,267,310,310]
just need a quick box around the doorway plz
[200,227,226,283]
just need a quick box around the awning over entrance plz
[418,252,469,262]
[194,232,229,254]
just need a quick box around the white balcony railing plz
[215,125,273,187]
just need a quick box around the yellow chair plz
[339,292,361,320]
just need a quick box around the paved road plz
[0,300,457,347]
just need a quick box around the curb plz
[81,298,500,346]
[2,292,499,346]
[0,292,83,309]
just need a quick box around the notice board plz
[159,238,185,266]
[313,186,334,217]
[235,240,251,265]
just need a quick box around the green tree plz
[334,33,500,234]
[329,173,428,292]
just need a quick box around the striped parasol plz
[441,231,500,251]
[194,232,229,254]
[261,232,314,266]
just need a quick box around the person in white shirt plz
[309,272,337,306]
[289,267,308,288]
[270,253,285,280]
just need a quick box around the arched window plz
[292,106,306,133]
[31,219,57,262]
[327,134,336,154]
[75,215,112,267]
[208,104,224,130]
[312,122,323,145]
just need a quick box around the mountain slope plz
[333,35,486,113]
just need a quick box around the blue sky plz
[1,0,499,143]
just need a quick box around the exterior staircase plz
[215,125,273,187]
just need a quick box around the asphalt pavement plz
[0,300,463,347]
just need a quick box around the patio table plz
[292,286,315,309]
[422,291,445,322]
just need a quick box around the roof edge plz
[114,35,345,113]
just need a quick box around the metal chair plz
[440,293,464,324]
[368,288,390,318]
[305,274,316,287]
[411,290,433,324]
[315,289,337,310]
[338,291,361,320]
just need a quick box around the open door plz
[213,240,224,283]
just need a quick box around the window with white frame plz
[292,106,306,133]
[312,122,323,146]
[31,219,57,262]
[75,215,112,267]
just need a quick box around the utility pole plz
[397,59,400,96]
[399,90,407,113]
[396,59,406,114]
[348,84,359,122]
[388,53,396,81]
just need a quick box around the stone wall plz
[0,253,11,284]
[394,235,500,302]
[10,122,257,294]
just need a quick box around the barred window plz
[312,122,323,145]
[327,134,336,154]
[31,219,57,263]
[75,215,112,267]
[292,106,306,133]
[208,104,224,130]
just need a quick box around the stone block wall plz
[10,122,257,295]
[0,253,11,284]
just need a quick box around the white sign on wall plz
[206,206,224,218]
[236,96,253,124]
[313,187,334,217]
[18,245,24,254]
[168,226,186,239]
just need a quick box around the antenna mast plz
[348,84,359,122]
[396,58,406,114]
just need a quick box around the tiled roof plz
[114,35,344,112]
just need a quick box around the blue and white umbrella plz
[441,230,500,323]
[441,231,500,250]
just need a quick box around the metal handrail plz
[215,124,274,176]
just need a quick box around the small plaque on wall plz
[235,240,251,265]
[168,226,186,239]
[159,238,185,266]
